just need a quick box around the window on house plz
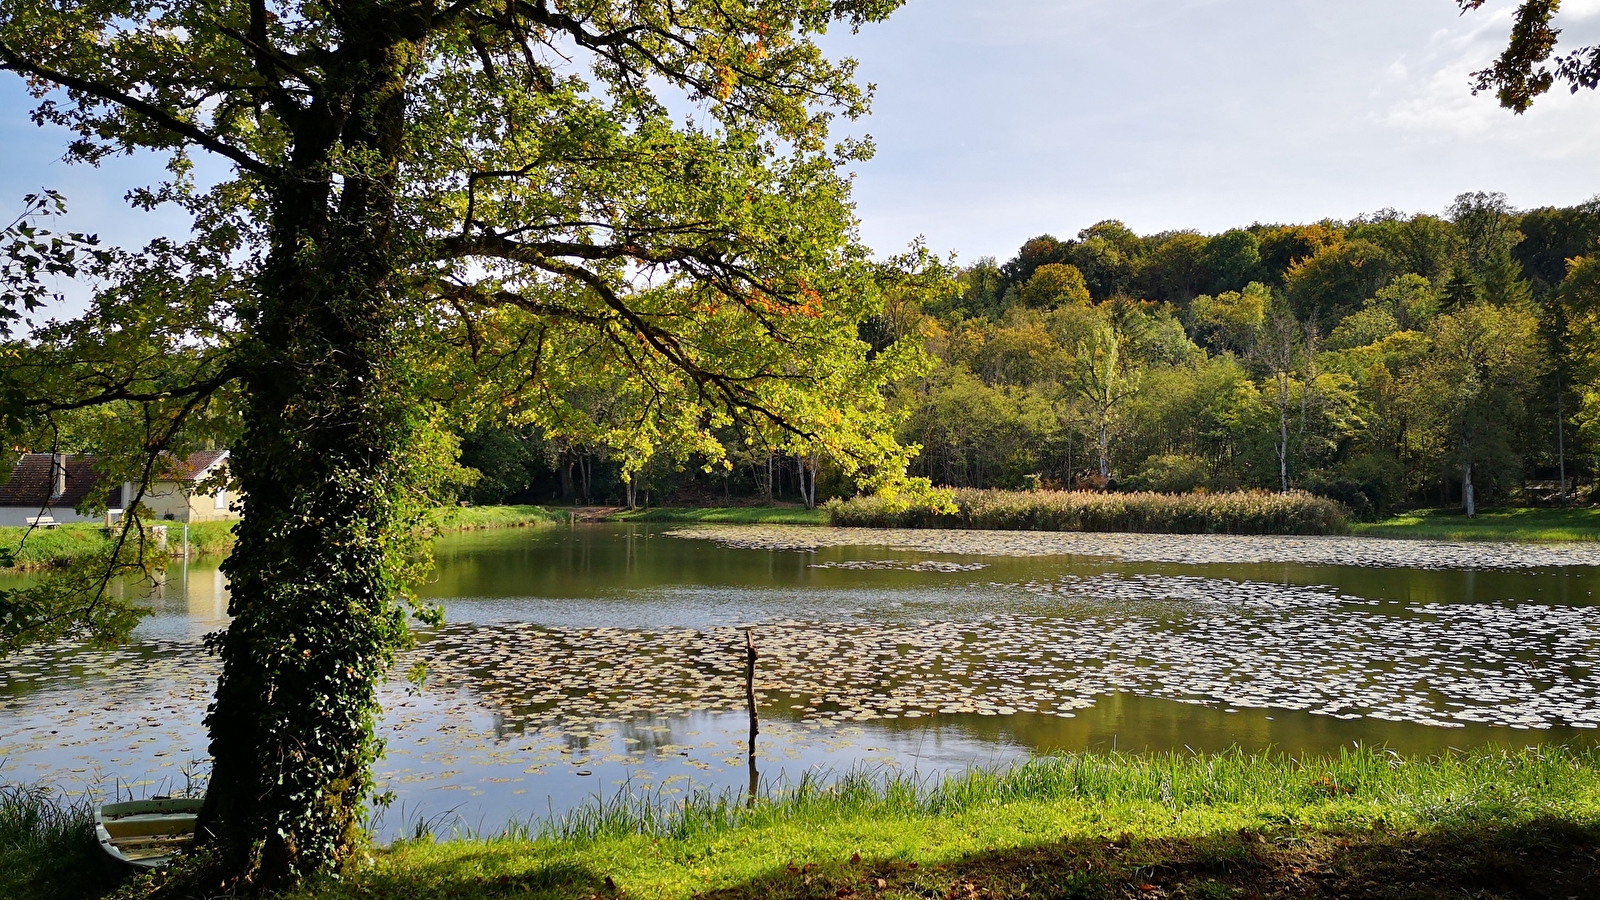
[214,487,227,510]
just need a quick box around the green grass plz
[0,506,567,571]
[605,506,828,525]
[0,784,119,900]
[1353,506,1600,542]
[0,520,238,571]
[425,504,570,531]
[17,746,1600,899]
[271,745,1600,900]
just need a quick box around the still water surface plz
[3,523,1599,838]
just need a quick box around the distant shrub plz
[1125,454,1210,494]
[826,488,1348,535]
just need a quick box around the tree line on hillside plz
[464,191,1600,518]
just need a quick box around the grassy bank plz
[425,504,569,531]
[0,505,566,572]
[829,489,1350,536]
[1354,506,1600,542]
[0,520,238,571]
[283,746,1600,900]
[22,746,1599,900]
[0,784,119,900]
[606,506,828,525]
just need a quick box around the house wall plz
[142,479,238,523]
[0,505,100,527]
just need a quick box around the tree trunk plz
[1462,460,1476,518]
[1278,421,1289,493]
[1065,422,1074,488]
[1097,418,1111,479]
[198,28,417,891]
[1559,379,1568,506]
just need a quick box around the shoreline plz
[10,501,1598,574]
[0,505,568,572]
[10,746,1600,900]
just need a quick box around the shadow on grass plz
[324,847,615,900]
[12,800,1598,899]
[691,816,1600,900]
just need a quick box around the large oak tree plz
[0,0,926,890]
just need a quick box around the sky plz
[2,0,1599,269]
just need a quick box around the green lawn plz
[0,506,568,571]
[605,506,828,525]
[424,504,570,531]
[1353,506,1600,542]
[17,747,1600,900]
[0,520,238,571]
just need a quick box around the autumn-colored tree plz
[1019,263,1091,309]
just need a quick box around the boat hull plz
[95,798,203,870]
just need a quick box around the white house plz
[0,450,237,527]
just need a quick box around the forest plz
[463,191,1600,519]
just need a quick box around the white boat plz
[95,798,203,869]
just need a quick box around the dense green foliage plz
[827,489,1347,534]
[871,193,1600,519]
[453,193,1600,524]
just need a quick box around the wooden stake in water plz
[745,628,759,805]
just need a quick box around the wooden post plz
[745,629,759,806]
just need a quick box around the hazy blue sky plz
[3,0,1599,267]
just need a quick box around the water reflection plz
[3,524,1598,840]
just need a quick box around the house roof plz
[174,449,229,480]
[0,454,105,510]
[0,450,230,510]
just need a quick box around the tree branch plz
[0,43,275,176]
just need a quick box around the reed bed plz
[827,488,1349,535]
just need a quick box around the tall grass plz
[0,783,116,900]
[828,488,1349,535]
[475,745,1594,847]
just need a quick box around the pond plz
[3,522,1599,839]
